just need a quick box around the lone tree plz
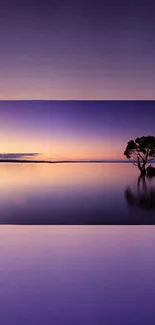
[124,136,155,176]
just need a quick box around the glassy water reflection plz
[0,163,155,224]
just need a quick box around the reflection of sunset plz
[0,163,135,190]
[0,163,137,209]
[0,162,155,225]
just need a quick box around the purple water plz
[0,163,155,225]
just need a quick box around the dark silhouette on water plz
[124,136,155,176]
[125,175,155,211]
[146,164,155,177]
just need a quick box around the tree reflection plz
[125,176,155,211]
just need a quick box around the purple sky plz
[0,0,154,99]
[0,101,155,160]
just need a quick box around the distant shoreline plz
[0,159,155,164]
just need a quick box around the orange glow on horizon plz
[0,134,125,161]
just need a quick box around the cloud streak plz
[0,153,40,159]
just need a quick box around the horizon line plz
[0,159,155,164]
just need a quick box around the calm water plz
[0,226,155,325]
[0,166,155,324]
[0,162,155,225]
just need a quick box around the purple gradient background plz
[0,0,154,99]
[0,226,155,325]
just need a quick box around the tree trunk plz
[140,169,146,176]
[138,161,146,176]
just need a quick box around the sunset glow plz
[0,101,155,161]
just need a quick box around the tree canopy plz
[124,136,155,175]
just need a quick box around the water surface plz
[0,163,155,224]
